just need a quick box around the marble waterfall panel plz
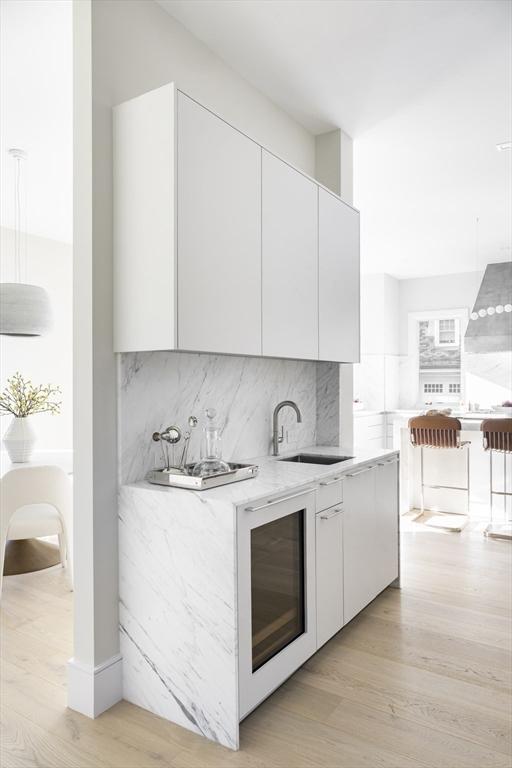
[120,351,318,483]
[119,484,239,749]
[316,361,341,446]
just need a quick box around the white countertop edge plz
[122,445,399,508]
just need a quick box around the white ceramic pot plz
[3,416,37,462]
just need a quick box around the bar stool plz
[409,414,470,530]
[481,418,512,540]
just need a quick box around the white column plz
[68,0,122,718]
[315,128,353,205]
[315,128,355,449]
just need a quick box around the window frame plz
[434,318,460,348]
[407,308,468,407]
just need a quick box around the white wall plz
[354,273,401,412]
[0,228,72,450]
[71,0,318,716]
[355,270,486,411]
[361,273,400,356]
[94,0,314,175]
[353,33,511,279]
[0,0,72,244]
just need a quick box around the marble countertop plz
[125,444,398,508]
[356,409,511,420]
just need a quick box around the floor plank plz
[1,523,511,768]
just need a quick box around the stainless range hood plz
[465,262,512,354]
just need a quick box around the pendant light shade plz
[0,148,52,337]
[0,283,52,336]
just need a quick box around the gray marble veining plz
[119,446,397,750]
[316,361,340,445]
[120,351,322,484]
[119,484,239,749]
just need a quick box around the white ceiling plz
[160,0,511,278]
[0,0,72,244]
[1,0,509,273]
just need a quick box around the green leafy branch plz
[0,372,61,418]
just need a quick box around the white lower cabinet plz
[375,459,400,588]
[354,413,387,452]
[343,460,399,624]
[343,465,378,624]
[237,458,399,722]
[316,505,344,648]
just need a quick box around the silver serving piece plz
[147,462,259,490]
[148,415,258,489]
[152,416,199,473]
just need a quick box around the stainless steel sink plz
[278,453,353,465]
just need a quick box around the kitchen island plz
[393,412,511,516]
[118,445,399,750]
[354,409,511,516]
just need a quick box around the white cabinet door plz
[375,458,399,589]
[262,151,318,360]
[114,83,176,353]
[177,92,262,356]
[318,188,360,363]
[316,506,344,648]
[343,465,377,624]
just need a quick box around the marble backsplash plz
[465,351,512,408]
[119,351,339,484]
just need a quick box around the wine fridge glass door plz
[251,510,305,671]
[238,489,317,718]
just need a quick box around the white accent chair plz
[0,465,72,595]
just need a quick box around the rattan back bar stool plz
[481,418,512,540]
[409,414,470,528]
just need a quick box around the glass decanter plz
[191,408,231,477]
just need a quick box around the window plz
[410,308,466,407]
[434,318,459,347]
[424,383,443,394]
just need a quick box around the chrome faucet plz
[272,400,302,456]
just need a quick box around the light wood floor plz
[1,522,511,768]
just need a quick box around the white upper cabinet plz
[319,188,360,363]
[114,83,360,361]
[114,84,177,353]
[177,93,262,356]
[262,151,318,360]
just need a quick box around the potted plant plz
[0,372,61,462]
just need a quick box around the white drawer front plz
[355,435,386,450]
[355,422,384,438]
[354,414,385,429]
[317,476,343,510]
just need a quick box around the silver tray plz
[146,462,259,490]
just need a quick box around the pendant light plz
[0,148,52,336]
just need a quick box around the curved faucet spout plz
[272,400,302,456]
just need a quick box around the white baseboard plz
[67,653,123,718]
